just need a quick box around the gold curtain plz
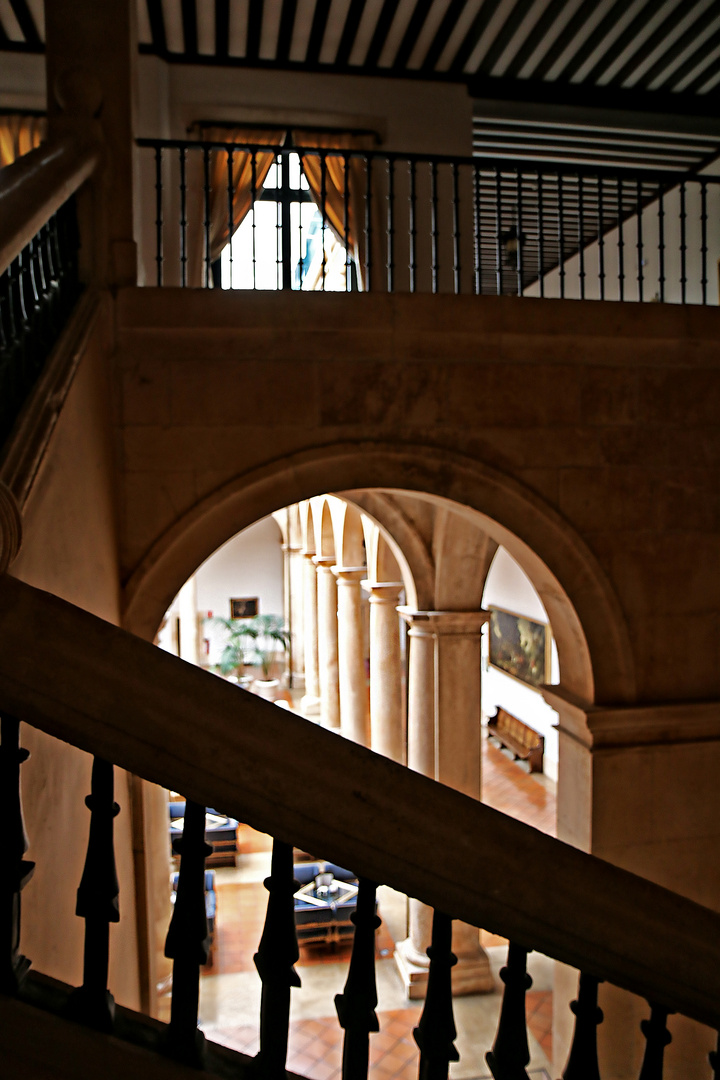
[203,127,285,264]
[0,113,46,168]
[295,130,374,289]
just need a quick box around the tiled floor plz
[196,735,557,1079]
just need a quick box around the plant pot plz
[252,678,280,702]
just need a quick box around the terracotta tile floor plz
[200,736,557,1078]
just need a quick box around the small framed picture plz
[488,607,550,690]
[230,597,258,619]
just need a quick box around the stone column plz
[287,545,305,690]
[333,567,368,745]
[300,552,320,715]
[364,581,405,763]
[314,556,340,730]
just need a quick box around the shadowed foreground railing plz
[2,573,720,1079]
[137,137,720,306]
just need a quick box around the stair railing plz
[2,572,720,1080]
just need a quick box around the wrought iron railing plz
[136,137,720,305]
[3,576,720,1078]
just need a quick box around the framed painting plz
[230,597,258,619]
[488,607,550,689]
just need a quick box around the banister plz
[0,133,101,277]
[1,573,720,1028]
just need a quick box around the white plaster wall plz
[481,546,560,781]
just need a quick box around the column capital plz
[300,549,317,561]
[332,566,367,583]
[313,555,337,569]
[398,607,490,636]
[282,543,301,554]
[362,580,404,604]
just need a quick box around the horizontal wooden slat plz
[1,573,720,1026]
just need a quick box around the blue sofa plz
[292,862,360,946]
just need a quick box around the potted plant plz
[210,614,290,700]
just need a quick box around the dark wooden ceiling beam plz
[672,40,720,94]
[450,0,505,74]
[181,0,198,56]
[8,0,40,46]
[476,0,539,75]
[605,0,705,88]
[530,0,599,80]
[306,0,331,64]
[246,0,263,61]
[365,0,401,68]
[421,0,468,72]
[145,0,167,54]
[276,0,298,62]
[335,0,366,66]
[215,0,230,57]
[635,3,720,89]
[554,0,640,83]
[393,0,435,69]
[502,0,569,78]
[581,0,686,86]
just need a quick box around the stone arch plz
[122,441,635,705]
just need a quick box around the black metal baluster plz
[558,174,565,299]
[254,839,301,1080]
[562,973,603,1080]
[495,168,502,296]
[657,187,665,303]
[227,146,234,289]
[364,155,373,292]
[251,150,258,290]
[430,161,439,295]
[0,715,34,994]
[344,152,351,292]
[203,146,211,288]
[515,168,523,297]
[409,160,417,293]
[179,147,188,288]
[636,179,644,303]
[709,1031,720,1079]
[473,164,481,295]
[387,158,395,293]
[65,757,120,1032]
[335,878,381,1080]
[413,911,459,1080]
[165,800,212,1065]
[537,172,544,298]
[154,145,163,287]
[321,152,327,292]
[617,179,625,302]
[700,179,708,305]
[638,1003,672,1080]
[578,175,585,300]
[598,177,605,301]
[679,181,686,305]
[452,162,460,295]
[486,942,532,1080]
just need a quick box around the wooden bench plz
[486,707,544,774]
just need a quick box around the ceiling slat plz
[246,0,263,58]
[552,0,638,83]
[605,0,705,88]
[580,0,679,85]
[8,0,38,45]
[670,34,720,93]
[530,0,599,81]
[181,0,198,53]
[635,4,720,90]
[477,0,541,75]
[364,0,400,67]
[501,0,567,77]
[305,0,330,62]
[421,0,469,72]
[146,0,168,52]
[276,0,298,59]
[216,0,230,54]
[335,0,367,66]
[449,0,505,73]
[392,0,436,69]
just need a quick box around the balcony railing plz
[137,137,720,305]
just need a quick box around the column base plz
[394,937,495,999]
[300,694,321,716]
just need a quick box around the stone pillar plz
[314,556,340,730]
[364,581,405,763]
[287,545,305,690]
[300,552,320,715]
[395,609,493,998]
[333,567,368,745]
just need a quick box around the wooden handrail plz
[0,133,100,276]
[1,573,720,1028]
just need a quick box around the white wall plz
[481,546,559,781]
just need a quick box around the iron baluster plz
[154,145,163,286]
[0,715,34,994]
[597,177,605,301]
[65,757,120,1032]
[709,1031,720,1079]
[321,151,327,292]
[578,175,585,300]
[179,147,188,288]
[430,160,439,294]
[515,168,523,297]
[486,942,532,1080]
[254,839,301,1080]
[495,168,502,296]
[558,173,565,299]
[203,145,211,288]
[657,187,665,302]
[636,179,643,303]
[409,160,417,293]
[335,878,381,1080]
[537,172,544,298]
[251,150,257,290]
[227,146,234,288]
[165,799,212,1065]
[473,163,481,295]
[344,152,351,292]
[299,152,304,289]
[617,179,625,302]
[679,182,686,304]
[562,973,603,1080]
[700,179,708,305]
[638,1003,673,1080]
[413,911,459,1080]
[452,161,460,294]
[364,155,372,292]
[387,157,395,293]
